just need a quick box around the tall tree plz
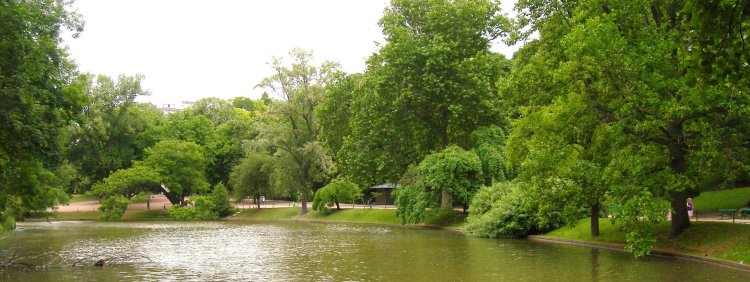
[229,153,275,208]
[67,74,158,186]
[0,0,85,228]
[340,0,511,190]
[255,49,338,213]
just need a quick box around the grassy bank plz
[229,207,465,227]
[694,187,750,213]
[547,218,750,263]
[35,209,171,221]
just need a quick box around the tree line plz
[2,0,749,256]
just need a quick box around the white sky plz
[65,0,519,107]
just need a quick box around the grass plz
[230,207,301,221]
[694,187,750,213]
[547,218,750,263]
[229,207,465,227]
[305,209,401,225]
[35,209,170,221]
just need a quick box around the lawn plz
[305,209,401,225]
[694,187,750,213]
[230,207,465,227]
[230,207,301,221]
[547,218,750,263]
[39,209,170,221]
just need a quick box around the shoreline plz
[528,235,750,273]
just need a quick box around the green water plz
[1,221,748,281]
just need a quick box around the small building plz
[367,183,398,205]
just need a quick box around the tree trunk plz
[146,197,150,210]
[440,191,452,209]
[256,197,261,209]
[670,191,690,237]
[300,193,308,214]
[667,121,690,237]
[335,201,340,210]
[590,202,600,237]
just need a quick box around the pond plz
[1,221,748,281]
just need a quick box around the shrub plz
[211,183,233,217]
[168,206,197,220]
[465,182,566,238]
[99,195,129,221]
[394,184,437,224]
[167,193,228,221]
[313,180,361,212]
[192,195,218,220]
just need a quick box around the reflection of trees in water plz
[590,248,599,282]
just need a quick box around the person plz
[687,198,694,218]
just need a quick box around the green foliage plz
[394,184,436,224]
[167,185,232,220]
[254,49,338,212]
[465,182,566,238]
[91,165,162,198]
[167,206,198,221]
[470,126,508,185]
[394,146,482,224]
[1,213,15,232]
[229,153,275,206]
[142,140,209,204]
[211,183,233,217]
[312,180,361,212]
[337,0,511,186]
[418,145,483,208]
[98,195,129,221]
[66,75,156,187]
[0,0,85,229]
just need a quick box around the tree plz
[1,0,85,229]
[419,146,483,210]
[395,146,483,223]
[66,74,158,187]
[141,140,209,205]
[339,0,511,189]
[255,49,338,213]
[210,183,232,217]
[229,153,275,208]
[312,179,361,212]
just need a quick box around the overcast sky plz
[64,0,519,107]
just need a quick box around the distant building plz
[159,103,180,114]
[367,183,398,205]
[158,101,193,114]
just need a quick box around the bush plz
[99,195,129,221]
[465,182,566,238]
[192,195,218,220]
[394,184,437,224]
[211,183,233,217]
[167,206,197,220]
[313,180,362,212]
[167,191,230,221]
[1,214,15,232]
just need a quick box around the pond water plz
[1,221,748,281]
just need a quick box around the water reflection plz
[1,221,748,282]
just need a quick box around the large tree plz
[0,0,85,228]
[67,74,159,186]
[339,0,511,190]
[504,0,750,254]
[255,49,338,213]
[229,153,275,208]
